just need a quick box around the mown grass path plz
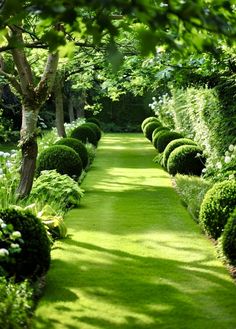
[34,133,236,329]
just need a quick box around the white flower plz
[224,156,231,164]
[6,161,12,168]
[0,218,3,225]
[1,223,7,229]
[3,152,10,158]
[229,174,235,180]
[216,162,223,169]
[11,231,21,239]
[202,168,207,173]
[228,145,234,152]
[0,248,9,257]
[0,151,4,157]
[10,243,19,249]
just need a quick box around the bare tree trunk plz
[68,97,75,123]
[75,90,86,119]
[17,106,39,198]
[54,74,66,137]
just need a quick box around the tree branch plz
[0,68,22,94]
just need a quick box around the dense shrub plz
[0,277,33,329]
[141,116,161,131]
[55,138,88,169]
[36,145,82,179]
[199,180,236,239]
[86,117,101,128]
[152,126,169,143]
[152,127,170,149]
[222,208,236,265]
[70,124,98,147]
[154,130,183,153]
[167,145,206,176]
[0,208,51,281]
[163,138,197,168]
[29,170,84,211]
[85,122,102,141]
[143,121,162,141]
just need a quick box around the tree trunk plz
[75,90,86,119]
[68,97,75,123]
[54,74,66,137]
[17,106,39,198]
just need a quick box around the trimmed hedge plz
[143,121,162,141]
[86,122,102,141]
[162,138,197,168]
[141,117,161,131]
[199,180,236,239]
[36,145,82,179]
[55,137,88,168]
[152,126,169,144]
[222,208,236,265]
[70,124,98,146]
[154,130,183,153]
[0,208,51,281]
[167,145,206,176]
[86,117,101,128]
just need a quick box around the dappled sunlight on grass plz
[34,134,236,329]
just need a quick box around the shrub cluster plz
[143,121,162,141]
[154,131,183,153]
[167,145,206,176]
[199,180,236,240]
[222,208,236,265]
[0,208,51,281]
[141,116,161,131]
[70,123,100,147]
[36,145,82,179]
[55,137,89,169]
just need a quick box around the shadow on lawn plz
[33,238,236,329]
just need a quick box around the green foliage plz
[141,116,161,131]
[199,180,236,240]
[163,138,197,169]
[154,131,183,153]
[0,110,14,143]
[0,277,33,329]
[86,117,101,128]
[85,143,96,166]
[143,121,162,141]
[152,127,170,149]
[174,174,213,222]
[167,145,206,176]
[36,145,83,179]
[85,122,102,141]
[29,170,84,212]
[0,208,51,281]
[70,124,98,147]
[0,150,20,209]
[55,138,89,169]
[222,208,236,265]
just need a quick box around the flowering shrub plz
[0,217,23,275]
[203,144,236,182]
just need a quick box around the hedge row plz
[142,116,236,266]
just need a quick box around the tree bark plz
[54,74,66,137]
[68,96,75,123]
[7,27,59,198]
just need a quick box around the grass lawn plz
[33,133,236,329]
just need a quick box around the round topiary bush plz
[141,117,161,132]
[0,208,51,281]
[152,127,170,146]
[36,145,82,179]
[162,138,197,169]
[55,138,88,169]
[143,121,162,141]
[222,208,236,265]
[199,180,236,240]
[154,130,183,153]
[70,124,98,146]
[86,117,101,128]
[86,122,102,141]
[167,145,205,176]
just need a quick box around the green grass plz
[33,133,236,329]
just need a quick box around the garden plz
[0,1,236,329]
